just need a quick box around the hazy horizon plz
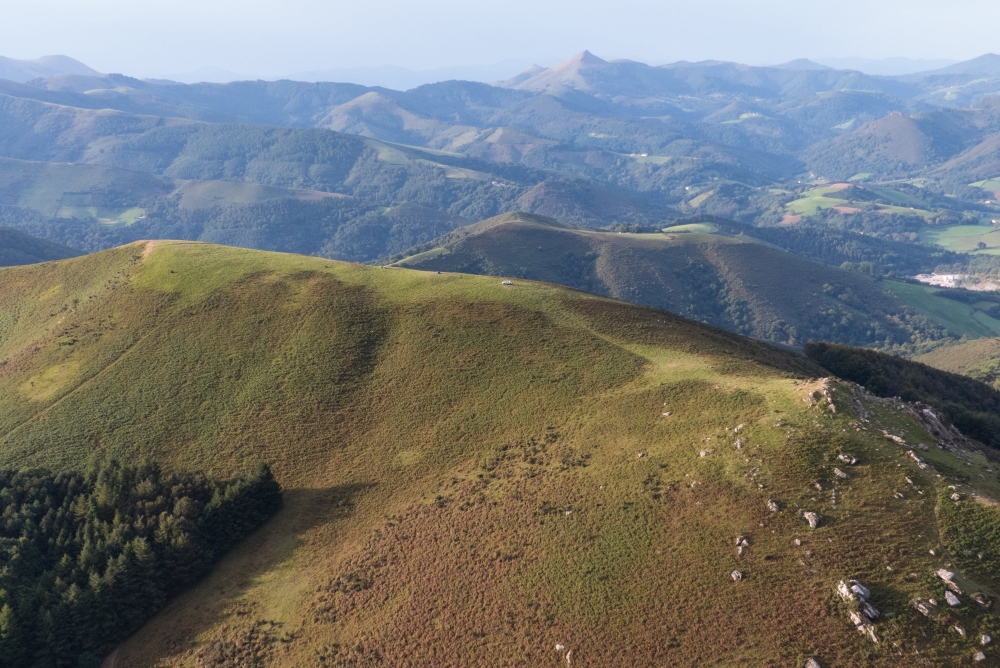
[1,0,997,82]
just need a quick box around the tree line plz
[0,459,282,668]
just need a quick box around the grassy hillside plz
[3,242,1000,665]
[392,213,953,350]
[0,226,79,266]
[917,337,1000,389]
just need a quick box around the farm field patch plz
[883,280,1000,338]
[919,224,1000,253]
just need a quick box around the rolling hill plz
[0,226,79,265]
[2,241,1000,666]
[0,55,98,83]
[392,212,953,349]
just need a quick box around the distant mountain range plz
[6,48,1000,351]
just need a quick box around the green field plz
[662,222,718,233]
[53,204,147,224]
[919,224,1000,253]
[2,242,999,665]
[786,184,935,219]
[884,280,1000,337]
[786,185,851,215]
[972,177,1000,192]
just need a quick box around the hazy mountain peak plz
[568,50,606,65]
[0,54,99,82]
[507,50,613,91]
[773,58,833,71]
[927,53,1000,76]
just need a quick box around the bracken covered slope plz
[392,212,948,349]
[0,226,79,266]
[2,242,1000,666]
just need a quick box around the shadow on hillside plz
[107,482,375,667]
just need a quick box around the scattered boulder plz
[882,431,906,445]
[945,591,962,607]
[662,412,671,417]
[951,493,962,501]
[894,491,904,499]
[699,449,712,457]
[734,438,744,449]
[914,598,939,617]
[837,580,854,601]
[833,468,849,479]
[555,644,565,651]
[803,511,820,528]
[637,452,647,458]
[955,625,967,638]
[975,651,986,662]
[862,601,880,619]
[734,424,745,433]
[837,454,857,465]
[849,610,879,643]
[767,499,780,512]
[974,593,992,609]
[849,580,871,600]
[983,635,992,646]
[805,659,821,668]
[731,570,742,582]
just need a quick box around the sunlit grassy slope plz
[3,241,1000,666]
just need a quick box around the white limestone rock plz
[850,580,870,600]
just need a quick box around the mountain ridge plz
[2,241,999,665]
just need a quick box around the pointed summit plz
[508,50,611,91]
[569,50,607,66]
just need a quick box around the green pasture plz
[919,224,1000,253]
[971,177,1000,192]
[786,185,849,215]
[662,222,718,234]
[883,280,1000,338]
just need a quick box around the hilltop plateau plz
[3,243,1000,665]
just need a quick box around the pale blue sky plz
[2,0,997,79]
